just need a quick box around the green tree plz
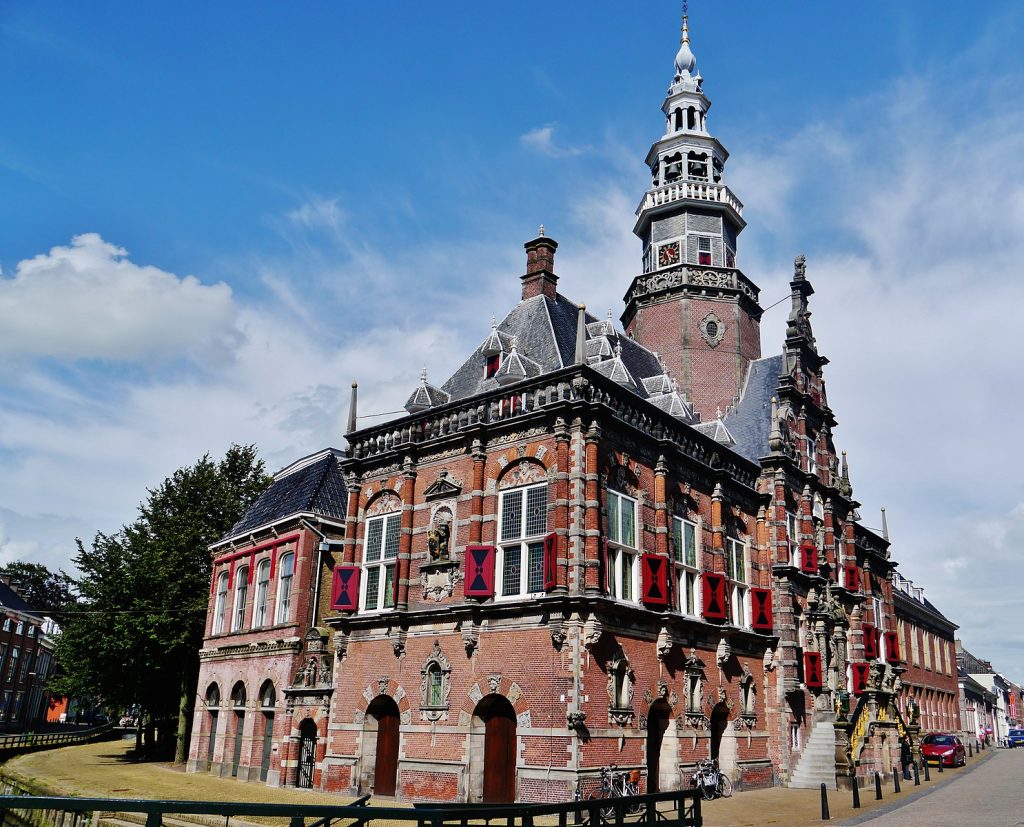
[0,561,77,613]
[53,444,271,760]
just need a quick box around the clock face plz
[658,242,680,268]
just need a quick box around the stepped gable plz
[723,354,785,461]
[222,448,347,540]
[437,292,687,416]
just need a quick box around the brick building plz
[0,579,59,732]
[891,574,960,736]
[189,15,924,798]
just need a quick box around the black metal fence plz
[0,724,116,757]
[0,789,702,827]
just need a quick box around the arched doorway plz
[646,699,672,793]
[365,696,400,796]
[297,718,317,788]
[473,695,517,803]
[710,701,729,761]
[258,681,276,782]
[205,683,220,772]
[230,682,246,778]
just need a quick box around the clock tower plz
[622,15,763,422]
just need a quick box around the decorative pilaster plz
[396,457,417,611]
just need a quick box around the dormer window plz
[487,352,503,378]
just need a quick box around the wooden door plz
[646,701,671,793]
[260,712,274,781]
[231,712,244,777]
[206,711,218,770]
[371,699,400,796]
[482,700,516,802]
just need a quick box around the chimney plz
[521,226,558,300]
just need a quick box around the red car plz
[920,733,967,767]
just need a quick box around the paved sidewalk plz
[0,736,999,826]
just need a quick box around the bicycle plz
[588,764,642,818]
[689,757,733,800]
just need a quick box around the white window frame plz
[606,489,639,604]
[695,234,713,266]
[213,572,229,635]
[252,559,270,629]
[232,566,248,632]
[726,537,749,628]
[496,483,548,600]
[274,552,295,625]
[673,516,701,616]
[360,512,401,613]
[787,512,799,562]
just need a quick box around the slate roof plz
[723,354,785,462]
[222,448,347,541]
[0,580,42,618]
[435,293,693,420]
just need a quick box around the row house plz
[892,575,960,736]
[0,580,58,732]
[958,643,1019,745]
[189,14,924,798]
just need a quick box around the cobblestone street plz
[844,749,1024,826]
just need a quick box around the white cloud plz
[0,233,238,363]
[520,124,589,158]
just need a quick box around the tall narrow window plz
[673,517,700,616]
[253,559,271,628]
[607,489,638,603]
[497,482,548,598]
[274,552,295,624]
[361,512,401,612]
[485,353,500,378]
[726,538,749,628]
[232,567,248,632]
[213,572,229,634]
[7,647,18,682]
[428,665,444,707]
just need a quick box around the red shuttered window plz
[330,565,360,612]
[702,572,728,621]
[640,554,670,607]
[464,545,496,598]
[750,587,773,632]
[804,651,823,689]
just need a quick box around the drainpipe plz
[300,519,327,628]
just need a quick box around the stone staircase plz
[789,715,837,790]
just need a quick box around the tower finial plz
[675,1,696,76]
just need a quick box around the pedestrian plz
[901,735,913,781]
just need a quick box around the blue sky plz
[3,2,1024,677]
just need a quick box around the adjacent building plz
[189,14,955,799]
[0,580,58,732]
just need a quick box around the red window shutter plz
[543,532,557,591]
[702,572,728,620]
[228,558,236,589]
[804,652,822,689]
[885,631,901,664]
[851,662,870,695]
[330,565,360,612]
[269,546,278,579]
[248,553,255,583]
[640,554,669,607]
[863,623,877,660]
[464,545,496,598]
[844,563,860,591]
[800,542,818,574]
[750,587,773,632]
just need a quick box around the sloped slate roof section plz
[222,449,347,540]
[724,354,785,462]
[0,580,42,617]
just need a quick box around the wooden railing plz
[0,789,702,827]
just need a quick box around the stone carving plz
[566,710,587,731]
[401,709,412,725]
[421,562,462,602]
[419,640,452,721]
[607,646,635,726]
[507,683,523,706]
[549,615,567,650]
[583,616,604,651]
[427,507,453,560]
[366,491,401,517]
[468,683,483,703]
[422,469,462,501]
[700,312,725,348]
[656,626,674,662]
[378,677,390,696]
[461,620,480,656]
[388,626,406,658]
[488,673,502,693]
[498,460,546,489]
[716,636,731,666]
[517,711,532,728]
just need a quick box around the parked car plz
[1006,729,1024,748]
[921,733,967,767]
